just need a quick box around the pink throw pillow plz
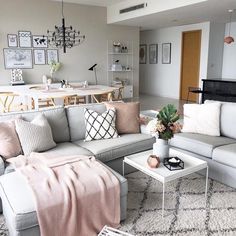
[0,121,22,159]
[105,102,140,134]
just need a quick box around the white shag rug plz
[1,171,236,236]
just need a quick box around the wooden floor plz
[125,93,189,115]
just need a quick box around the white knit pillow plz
[84,108,118,141]
[182,103,221,136]
[15,114,56,155]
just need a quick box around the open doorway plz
[180,30,202,102]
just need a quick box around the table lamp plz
[88,64,98,85]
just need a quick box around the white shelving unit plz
[107,40,134,98]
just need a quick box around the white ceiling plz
[60,0,125,7]
[111,0,236,30]
[53,0,236,30]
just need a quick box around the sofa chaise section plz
[0,166,128,236]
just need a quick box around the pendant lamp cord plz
[61,0,64,18]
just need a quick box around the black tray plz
[163,157,184,171]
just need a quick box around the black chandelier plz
[47,0,85,53]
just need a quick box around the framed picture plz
[18,31,32,48]
[32,35,48,48]
[47,49,59,64]
[149,44,158,64]
[7,34,18,47]
[139,44,147,64]
[34,49,46,65]
[3,48,33,69]
[162,43,171,64]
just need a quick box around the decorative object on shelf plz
[10,69,25,85]
[224,9,235,44]
[3,48,33,69]
[163,157,184,171]
[111,60,122,71]
[139,44,147,64]
[7,34,17,47]
[152,104,181,161]
[47,0,85,53]
[88,63,98,85]
[18,31,32,48]
[162,43,171,64]
[32,35,48,48]
[149,44,158,64]
[147,154,160,168]
[34,49,46,65]
[47,49,59,64]
[113,42,121,53]
[49,61,61,80]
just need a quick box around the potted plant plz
[152,104,182,161]
[49,61,62,81]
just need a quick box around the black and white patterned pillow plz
[84,108,118,141]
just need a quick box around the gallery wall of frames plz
[3,31,59,69]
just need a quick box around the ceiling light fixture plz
[224,9,234,44]
[47,0,85,53]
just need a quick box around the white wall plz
[140,22,210,99]
[0,0,140,96]
[207,23,225,79]
[222,22,236,79]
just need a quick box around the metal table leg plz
[123,161,125,177]
[162,182,165,218]
[205,166,209,201]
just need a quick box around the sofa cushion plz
[0,121,22,159]
[212,144,236,168]
[205,100,236,139]
[0,167,127,231]
[105,102,140,134]
[74,134,155,163]
[182,103,221,136]
[84,108,118,141]
[45,142,93,156]
[0,107,70,143]
[15,114,56,156]
[170,133,236,158]
[66,104,106,142]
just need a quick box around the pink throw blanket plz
[8,153,120,236]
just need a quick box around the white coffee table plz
[123,148,208,217]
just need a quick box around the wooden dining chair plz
[29,86,55,109]
[0,92,27,113]
[92,92,113,103]
[112,86,124,101]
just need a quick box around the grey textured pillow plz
[15,114,56,156]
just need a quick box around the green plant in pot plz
[153,104,181,161]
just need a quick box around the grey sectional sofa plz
[0,103,155,236]
[170,100,236,189]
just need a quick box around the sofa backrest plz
[205,100,236,139]
[0,107,70,143]
[66,103,106,141]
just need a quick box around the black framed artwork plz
[7,34,18,47]
[3,48,33,69]
[18,31,32,48]
[139,44,147,64]
[149,44,158,64]
[162,43,171,64]
[32,35,48,48]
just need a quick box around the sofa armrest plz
[0,156,5,176]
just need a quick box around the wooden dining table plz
[0,83,119,111]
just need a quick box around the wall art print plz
[3,48,33,69]
[18,31,32,48]
[33,35,48,48]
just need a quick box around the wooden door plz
[180,30,201,101]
